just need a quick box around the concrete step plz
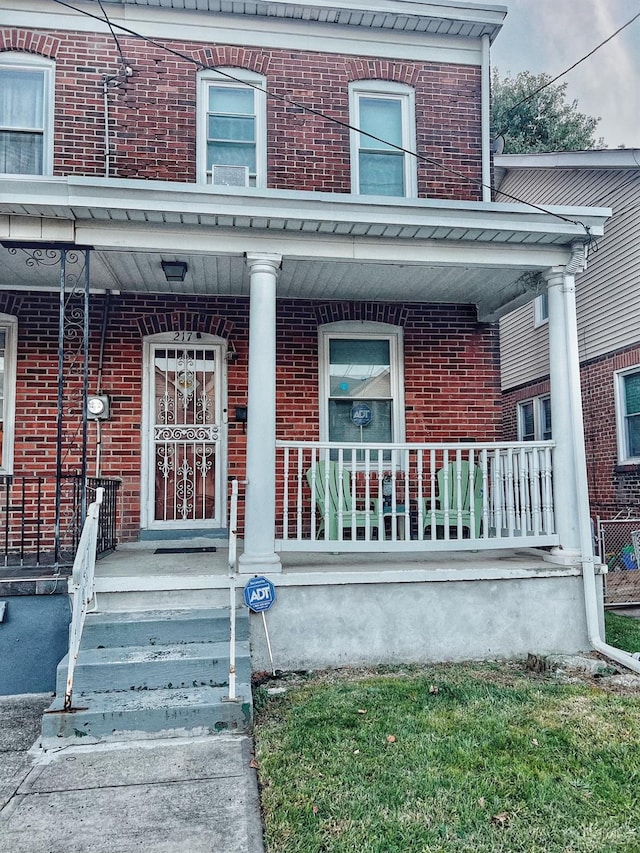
[82,607,249,648]
[94,587,233,611]
[55,640,252,695]
[41,683,252,747]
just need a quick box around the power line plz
[51,0,596,234]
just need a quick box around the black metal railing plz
[0,474,121,567]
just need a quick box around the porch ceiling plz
[0,176,611,321]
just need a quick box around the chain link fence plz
[597,516,640,606]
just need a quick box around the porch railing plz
[276,441,557,552]
[64,487,103,711]
[0,474,120,566]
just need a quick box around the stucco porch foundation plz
[91,544,603,670]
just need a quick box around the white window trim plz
[534,293,549,327]
[196,68,267,188]
[0,315,17,473]
[318,321,405,452]
[614,365,640,464]
[349,80,417,198]
[517,394,551,442]
[0,52,54,176]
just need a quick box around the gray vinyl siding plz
[499,167,640,391]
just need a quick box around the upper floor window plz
[349,81,417,198]
[0,315,17,472]
[615,367,640,463]
[518,395,551,442]
[0,53,54,175]
[319,322,405,461]
[534,293,549,327]
[197,69,266,188]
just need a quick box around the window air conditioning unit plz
[210,165,250,187]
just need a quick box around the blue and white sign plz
[350,403,372,427]
[243,576,276,613]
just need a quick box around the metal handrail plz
[227,478,239,701]
[64,487,103,711]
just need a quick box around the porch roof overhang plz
[0,175,610,321]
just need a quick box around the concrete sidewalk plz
[0,694,265,853]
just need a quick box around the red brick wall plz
[501,346,640,519]
[1,28,483,200]
[3,292,498,541]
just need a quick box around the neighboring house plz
[0,0,613,697]
[497,150,640,600]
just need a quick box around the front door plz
[143,334,226,530]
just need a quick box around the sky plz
[490,0,640,149]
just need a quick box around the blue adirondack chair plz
[306,461,381,540]
[422,461,483,538]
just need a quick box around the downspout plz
[563,241,640,673]
[481,34,491,202]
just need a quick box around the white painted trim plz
[614,364,640,465]
[196,68,267,188]
[318,320,405,447]
[141,332,228,530]
[0,314,17,473]
[348,80,417,198]
[4,4,488,66]
[0,52,54,176]
[496,149,640,171]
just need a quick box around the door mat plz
[154,547,218,554]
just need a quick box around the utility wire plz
[52,0,599,234]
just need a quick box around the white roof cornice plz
[495,150,640,171]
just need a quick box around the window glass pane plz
[520,401,534,441]
[329,399,392,444]
[539,292,549,321]
[359,97,402,150]
[541,397,552,440]
[208,86,254,115]
[628,414,640,458]
[0,69,44,129]
[0,131,42,174]
[624,373,640,416]
[207,141,255,171]
[359,152,404,196]
[329,339,391,398]
[208,115,255,142]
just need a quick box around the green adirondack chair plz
[422,461,483,538]
[306,461,381,540]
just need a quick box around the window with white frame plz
[0,315,17,472]
[319,323,405,459]
[349,81,416,198]
[615,367,640,463]
[534,292,549,327]
[518,395,551,442]
[0,53,54,175]
[197,69,266,187]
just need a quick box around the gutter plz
[564,241,640,674]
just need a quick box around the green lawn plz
[605,610,640,654]
[254,656,640,853]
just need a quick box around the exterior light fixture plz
[161,260,188,282]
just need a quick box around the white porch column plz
[546,247,589,560]
[238,253,282,575]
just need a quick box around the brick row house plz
[0,0,625,733]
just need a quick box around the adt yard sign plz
[351,403,372,427]
[243,576,276,613]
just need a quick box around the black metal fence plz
[0,474,121,567]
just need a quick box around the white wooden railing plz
[64,488,103,711]
[275,441,557,552]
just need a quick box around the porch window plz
[518,395,551,442]
[0,316,17,472]
[349,81,416,197]
[534,293,549,327]
[0,54,54,175]
[615,367,640,463]
[197,69,266,187]
[319,323,405,458]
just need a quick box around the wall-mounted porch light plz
[161,260,188,282]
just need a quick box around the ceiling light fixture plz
[161,260,188,282]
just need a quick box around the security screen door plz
[148,340,223,527]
